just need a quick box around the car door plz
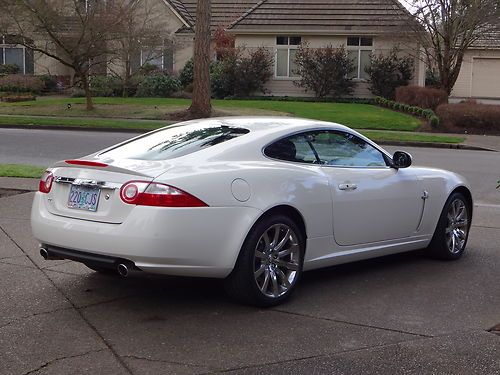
[306,130,424,246]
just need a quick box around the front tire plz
[224,214,305,307]
[427,192,471,260]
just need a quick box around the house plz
[169,0,426,97]
[451,25,500,101]
[1,0,425,97]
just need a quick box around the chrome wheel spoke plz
[451,230,457,251]
[275,268,291,288]
[254,264,266,278]
[270,269,279,297]
[271,225,281,247]
[260,268,270,293]
[278,243,297,258]
[274,229,290,251]
[275,259,299,271]
[263,232,271,250]
[255,250,266,259]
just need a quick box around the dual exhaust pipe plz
[40,247,138,277]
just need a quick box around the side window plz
[264,134,317,164]
[309,131,387,167]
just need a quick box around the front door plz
[306,130,423,246]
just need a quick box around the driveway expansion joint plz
[21,349,106,375]
[0,306,74,330]
[207,336,430,374]
[0,224,135,375]
[123,355,217,371]
[271,308,433,338]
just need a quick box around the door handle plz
[338,183,357,191]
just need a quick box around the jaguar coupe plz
[31,117,472,306]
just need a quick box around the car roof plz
[174,116,351,136]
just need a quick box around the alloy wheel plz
[253,224,301,298]
[445,198,469,254]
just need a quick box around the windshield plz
[100,123,249,161]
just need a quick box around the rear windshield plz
[100,123,249,160]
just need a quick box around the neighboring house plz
[170,0,425,97]
[1,0,426,97]
[451,25,500,101]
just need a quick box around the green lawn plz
[360,130,464,144]
[0,96,422,131]
[0,115,169,130]
[0,164,46,178]
[0,96,463,144]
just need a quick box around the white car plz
[31,117,472,306]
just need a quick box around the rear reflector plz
[120,181,208,208]
[65,160,108,167]
[39,171,54,194]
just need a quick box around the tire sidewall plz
[430,192,471,260]
[235,214,305,306]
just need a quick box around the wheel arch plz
[451,185,473,219]
[238,204,308,259]
[259,204,308,240]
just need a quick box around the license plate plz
[68,185,101,212]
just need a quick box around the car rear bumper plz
[31,192,262,278]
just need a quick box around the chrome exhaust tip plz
[40,248,49,260]
[40,247,63,260]
[117,263,129,277]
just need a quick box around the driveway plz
[0,146,499,375]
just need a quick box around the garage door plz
[472,58,500,98]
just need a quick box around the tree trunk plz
[80,73,94,110]
[188,0,211,118]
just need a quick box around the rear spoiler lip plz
[51,159,153,178]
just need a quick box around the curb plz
[378,140,497,152]
[0,124,496,152]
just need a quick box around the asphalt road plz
[0,128,134,166]
[0,129,499,374]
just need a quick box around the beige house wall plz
[174,34,195,72]
[451,49,500,99]
[234,34,424,98]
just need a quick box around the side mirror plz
[392,151,412,169]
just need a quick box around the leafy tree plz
[365,47,414,99]
[396,0,500,94]
[294,44,355,98]
[0,0,129,109]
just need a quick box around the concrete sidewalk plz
[461,133,500,152]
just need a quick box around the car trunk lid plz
[44,159,171,224]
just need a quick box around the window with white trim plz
[347,37,373,80]
[275,36,301,78]
[134,40,174,73]
[0,35,34,74]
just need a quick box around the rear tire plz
[224,214,305,307]
[427,192,471,260]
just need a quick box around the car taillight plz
[119,181,208,207]
[39,171,54,194]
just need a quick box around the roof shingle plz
[168,0,414,34]
[228,0,412,33]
